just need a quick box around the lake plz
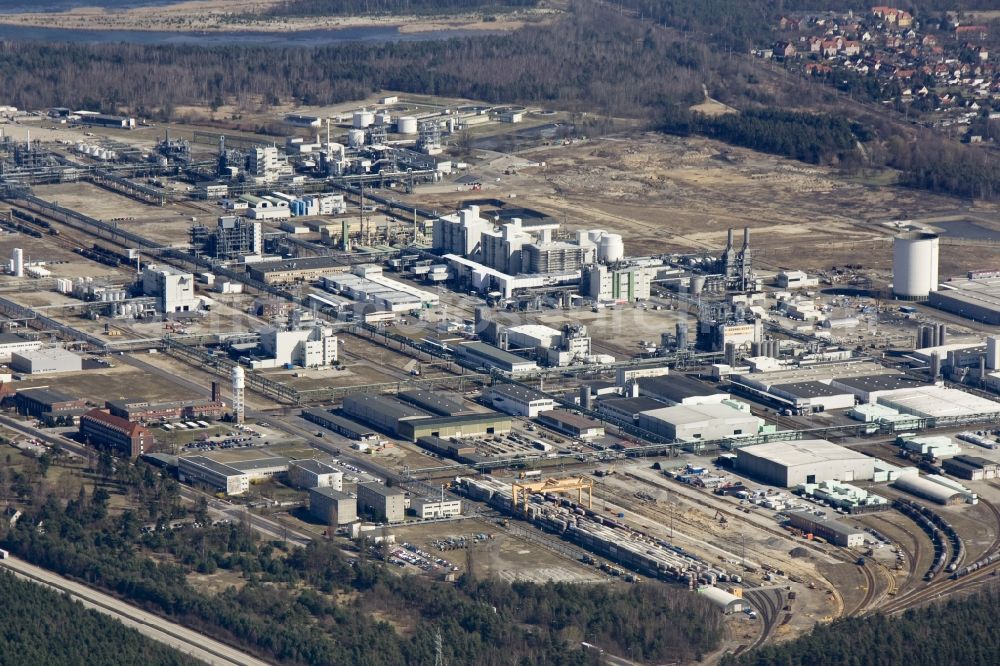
[0,24,488,47]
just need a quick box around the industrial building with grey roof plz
[735,440,876,487]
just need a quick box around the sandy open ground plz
[0,0,556,33]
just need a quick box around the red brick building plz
[79,408,154,458]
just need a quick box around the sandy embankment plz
[0,0,556,33]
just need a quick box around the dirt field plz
[0,0,555,33]
[412,133,1000,276]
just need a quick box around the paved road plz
[0,555,273,666]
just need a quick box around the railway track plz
[739,588,784,654]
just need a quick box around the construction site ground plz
[409,132,1000,277]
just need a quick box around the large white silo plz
[11,248,23,278]
[598,233,625,263]
[352,109,374,129]
[892,231,939,300]
[397,116,418,135]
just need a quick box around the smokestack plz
[988,336,1000,371]
[742,227,750,251]
[725,228,734,252]
[579,385,593,410]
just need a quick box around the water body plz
[0,24,488,47]
[0,0,179,12]
[932,219,1000,242]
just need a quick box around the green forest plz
[0,569,196,666]
[0,463,722,666]
[728,585,1000,666]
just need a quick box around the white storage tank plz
[598,233,624,263]
[587,229,607,244]
[352,109,374,128]
[397,116,418,135]
[375,111,392,126]
[893,231,939,300]
[347,129,366,148]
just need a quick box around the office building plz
[0,333,43,362]
[106,398,225,423]
[80,409,154,458]
[289,459,344,490]
[357,482,406,523]
[178,455,250,496]
[309,487,357,525]
[411,497,462,519]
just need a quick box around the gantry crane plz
[511,476,594,513]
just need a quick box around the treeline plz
[0,7,710,117]
[262,0,536,17]
[726,584,1000,666]
[0,569,196,666]
[661,106,860,164]
[0,470,722,666]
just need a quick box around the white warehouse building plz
[637,403,762,442]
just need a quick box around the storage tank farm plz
[892,231,939,300]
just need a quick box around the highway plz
[0,554,273,666]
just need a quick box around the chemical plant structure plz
[4,92,1000,655]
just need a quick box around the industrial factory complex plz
[1,88,1000,654]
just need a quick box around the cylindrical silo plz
[892,231,939,300]
[676,321,688,351]
[937,324,946,346]
[397,116,418,135]
[12,248,23,278]
[347,129,366,148]
[930,352,941,378]
[988,336,1000,371]
[598,233,625,263]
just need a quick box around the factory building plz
[142,264,200,313]
[357,482,406,523]
[735,440,876,487]
[106,398,225,423]
[416,436,476,462]
[536,410,605,440]
[481,218,535,274]
[786,511,866,547]
[309,487,357,525]
[14,387,88,422]
[892,231,939,300]
[637,375,730,406]
[433,206,493,257]
[79,409,154,458]
[927,276,1000,325]
[486,383,555,417]
[523,241,593,273]
[342,393,430,436]
[776,270,819,289]
[597,396,666,423]
[877,386,1000,420]
[227,457,289,482]
[583,263,653,302]
[258,324,338,369]
[178,456,249,496]
[321,265,439,312]
[397,390,473,417]
[638,403,762,443]
[289,459,344,490]
[697,586,748,614]
[505,324,563,351]
[248,256,349,284]
[247,146,291,183]
[11,347,82,374]
[456,342,538,375]
[411,497,462,519]
[444,254,582,299]
[0,333,43,362]
[190,216,262,260]
[397,412,512,442]
[942,455,1000,481]
[829,374,927,404]
[241,195,291,221]
[301,408,380,442]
